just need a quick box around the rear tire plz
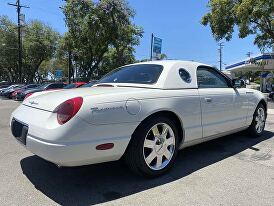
[247,103,266,137]
[124,115,179,177]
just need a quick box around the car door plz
[197,66,245,138]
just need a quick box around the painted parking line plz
[268,109,274,115]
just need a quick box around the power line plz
[218,42,224,71]
[8,0,29,83]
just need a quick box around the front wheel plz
[125,116,179,177]
[247,103,266,137]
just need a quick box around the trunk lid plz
[22,86,141,112]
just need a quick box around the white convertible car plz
[10,61,267,176]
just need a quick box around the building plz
[225,53,274,92]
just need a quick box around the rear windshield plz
[98,64,163,84]
[37,84,50,90]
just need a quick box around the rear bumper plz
[10,104,138,166]
[26,134,130,167]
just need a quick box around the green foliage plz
[201,0,274,50]
[62,0,143,79]
[137,53,168,62]
[0,16,18,82]
[254,79,261,84]
[1,0,143,82]
[23,20,60,82]
[97,47,136,78]
[0,16,61,83]
[158,53,167,60]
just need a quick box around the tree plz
[158,53,167,60]
[138,53,168,62]
[96,47,136,78]
[0,16,60,83]
[23,20,60,82]
[201,0,274,50]
[62,0,143,79]
[0,16,18,82]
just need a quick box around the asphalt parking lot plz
[0,99,274,206]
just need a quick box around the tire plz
[124,115,179,177]
[247,103,266,137]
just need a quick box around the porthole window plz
[179,68,191,83]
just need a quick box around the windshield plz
[26,84,39,89]
[64,83,77,89]
[98,64,163,85]
[35,83,49,90]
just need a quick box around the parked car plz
[79,80,98,88]
[0,81,10,88]
[12,84,40,100]
[0,85,10,89]
[63,82,86,89]
[269,92,274,100]
[10,61,267,177]
[16,83,66,101]
[0,84,24,98]
[0,84,20,94]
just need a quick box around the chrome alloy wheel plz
[255,107,265,133]
[143,123,176,171]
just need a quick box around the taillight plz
[24,93,33,100]
[53,97,83,125]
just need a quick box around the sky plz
[0,0,263,68]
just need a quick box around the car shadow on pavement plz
[20,130,274,206]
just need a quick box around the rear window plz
[38,84,50,90]
[98,64,163,84]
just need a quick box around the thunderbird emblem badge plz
[29,101,38,105]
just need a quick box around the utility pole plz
[218,42,224,71]
[8,0,29,83]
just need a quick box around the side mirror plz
[232,79,236,87]
[240,79,246,88]
[232,79,246,88]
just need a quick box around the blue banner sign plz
[153,37,162,58]
[55,70,63,79]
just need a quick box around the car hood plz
[2,88,16,94]
[22,86,143,111]
[0,88,9,93]
[7,88,19,92]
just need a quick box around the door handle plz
[205,97,212,103]
[246,92,254,94]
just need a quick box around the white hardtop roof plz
[96,60,211,89]
[132,60,210,69]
